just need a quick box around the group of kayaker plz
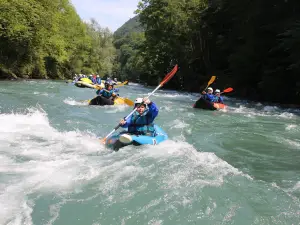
[87,79,158,137]
[73,74,119,86]
[202,87,224,104]
[72,64,231,150]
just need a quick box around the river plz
[0,80,299,225]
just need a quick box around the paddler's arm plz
[219,96,224,104]
[96,89,104,95]
[144,98,159,120]
[119,116,131,128]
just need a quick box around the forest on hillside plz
[114,0,300,104]
[0,0,116,80]
[2,0,300,104]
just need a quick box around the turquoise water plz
[0,80,299,225]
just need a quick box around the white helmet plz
[215,89,220,93]
[134,98,143,104]
[207,87,213,92]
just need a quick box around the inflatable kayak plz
[75,80,104,89]
[101,80,122,85]
[105,124,168,151]
[193,97,227,110]
[88,96,130,106]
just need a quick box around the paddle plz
[101,64,178,144]
[94,80,128,90]
[220,87,233,94]
[115,81,128,87]
[202,76,216,93]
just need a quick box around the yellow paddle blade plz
[202,76,217,93]
[208,76,216,86]
[123,98,134,106]
[115,81,128,88]
[114,97,134,106]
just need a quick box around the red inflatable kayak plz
[193,97,227,110]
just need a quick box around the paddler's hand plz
[143,97,151,104]
[119,119,126,125]
[112,93,116,97]
[202,91,206,94]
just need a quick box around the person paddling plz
[119,97,158,136]
[213,89,224,104]
[90,80,117,105]
[96,75,101,85]
[201,87,214,102]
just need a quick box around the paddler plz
[201,87,214,102]
[93,80,118,105]
[119,97,158,136]
[213,89,224,104]
[96,75,101,84]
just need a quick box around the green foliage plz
[114,16,144,39]
[0,0,116,79]
[113,15,146,82]
[116,0,300,104]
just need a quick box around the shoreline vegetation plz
[1,0,300,105]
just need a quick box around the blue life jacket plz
[98,89,114,99]
[128,110,155,136]
[96,77,101,84]
[203,93,214,102]
[213,96,224,103]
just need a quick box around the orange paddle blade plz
[160,64,178,86]
[223,87,233,93]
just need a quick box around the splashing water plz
[0,80,299,225]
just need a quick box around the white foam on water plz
[285,124,297,131]
[0,108,104,225]
[168,119,189,129]
[284,139,300,149]
[105,104,128,113]
[230,105,296,119]
[263,106,279,112]
[33,91,49,97]
[152,93,189,98]
[291,182,300,192]
[63,97,88,106]
[277,112,294,119]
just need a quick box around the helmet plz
[215,89,220,93]
[207,87,213,92]
[134,98,143,104]
[97,75,99,77]
[134,98,146,107]
[105,80,114,87]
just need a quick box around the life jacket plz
[128,110,155,136]
[213,96,223,103]
[101,89,114,99]
[203,93,214,102]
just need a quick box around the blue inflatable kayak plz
[105,124,168,151]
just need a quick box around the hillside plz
[114,15,143,38]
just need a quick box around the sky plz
[71,0,140,32]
